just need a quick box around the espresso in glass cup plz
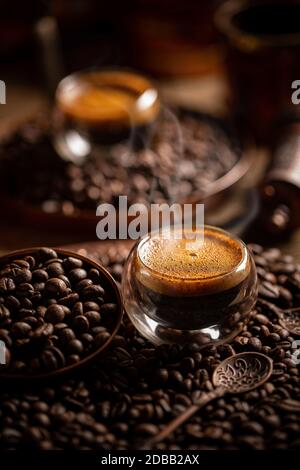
[122,226,257,346]
[53,69,160,164]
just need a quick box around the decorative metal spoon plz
[279,307,300,336]
[148,352,273,446]
[257,299,300,336]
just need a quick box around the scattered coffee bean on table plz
[0,248,118,376]
[0,242,300,450]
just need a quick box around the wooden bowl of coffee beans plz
[0,247,123,381]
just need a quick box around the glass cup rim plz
[55,66,160,106]
[136,224,250,284]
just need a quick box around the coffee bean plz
[254,255,268,267]
[69,268,87,283]
[41,349,58,371]
[204,425,223,439]
[73,315,89,333]
[72,302,83,316]
[33,282,45,292]
[1,428,22,444]
[38,248,58,261]
[263,414,281,429]
[54,323,68,332]
[33,413,51,427]
[92,326,107,335]
[76,279,93,292]
[175,394,192,407]
[0,277,15,294]
[255,314,270,325]
[84,311,101,326]
[63,257,83,271]
[45,304,65,323]
[13,269,32,284]
[31,323,54,340]
[241,422,264,435]
[80,333,94,347]
[10,360,26,372]
[180,357,195,373]
[11,322,31,338]
[16,283,35,298]
[5,295,20,310]
[234,336,249,347]
[135,423,158,436]
[36,305,47,317]
[155,368,169,384]
[268,333,281,343]
[24,256,35,269]
[45,278,68,296]
[0,328,12,347]
[88,269,101,283]
[67,339,84,355]
[264,248,281,261]
[58,275,71,287]
[100,303,118,315]
[47,262,64,277]
[260,325,270,337]
[111,264,123,281]
[32,269,49,282]
[271,263,295,274]
[258,282,280,299]
[32,401,49,413]
[58,328,76,345]
[94,331,111,348]
[83,301,100,312]
[47,346,66,368]
[170,370,183,383]
[67,354,80,365]
[0,304,10,321]
[59,293,79,307]
[249,337,262,351]
[82,285,105,300]
[23,316,40,327]
[21,297,33,309]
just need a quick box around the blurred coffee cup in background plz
[215,0,300,145]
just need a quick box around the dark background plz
[0,0,222,80]
[1,0,300,259]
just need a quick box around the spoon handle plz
[148,386,226,446]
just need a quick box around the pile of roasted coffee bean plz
[1,242,300,450]
[0,111,238,215]
[0,247,118,375]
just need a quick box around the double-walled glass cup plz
[53,68,160,164]
[122,226,257,346]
